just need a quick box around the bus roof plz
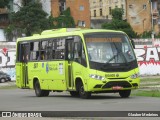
[17,28,126,42]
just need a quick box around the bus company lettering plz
[48,64,58,71]
[134,47,160,66]
[33,63,38,69]
[105,74,115,78]
[86,38,122,42]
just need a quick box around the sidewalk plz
[140,75,160,79]
[0,81,16,87]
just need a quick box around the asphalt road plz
[0,88,160,119]
[0,88,160,111]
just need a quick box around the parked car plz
[0,71,11,83]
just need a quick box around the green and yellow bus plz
[16,28,140,99]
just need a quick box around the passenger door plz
[16,43,29,88]
[66,36,88,90]
[66,39,74,90]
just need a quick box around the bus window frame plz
[65,36,87,67]
[16,42,30,63]
[16,35,88,65]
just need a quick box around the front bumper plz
[87,78,140,92]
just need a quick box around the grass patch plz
[140,78,160,82]
[0,84,17,89]
[131,89,160,97]
[131,77,160,97]
[140,83,160,87]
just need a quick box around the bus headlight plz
[89,74,105,80]
[130,73,139,79]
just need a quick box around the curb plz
[0,81,16,87]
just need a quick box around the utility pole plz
[149,0,154,46]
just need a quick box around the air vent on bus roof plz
[33,34,40,36]
[41,28,81,35]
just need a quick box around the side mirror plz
[77,43,82,56]
[131,39,135,49]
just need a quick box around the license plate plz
[112,86,123,90]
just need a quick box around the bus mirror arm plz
[130,39,135,49]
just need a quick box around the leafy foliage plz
[22,0,34,6]
[5,1,49,37]
[0,0,10,8]
[4,24,25,41]
[112,8,124,20]
[140,31,152,38]
[49,8,75,28]
[102,8,138,38]
[5,1,75,40]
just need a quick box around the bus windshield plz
[85,32,137,72]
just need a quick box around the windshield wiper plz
[106,43,128,64]
[106,53,118,63]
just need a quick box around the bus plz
[16,28,140,99]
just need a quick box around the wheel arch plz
[33,77,39,89]
[75,77,84,91]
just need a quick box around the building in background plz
[0,0,13,41]
[152,0,160,35]
[89,0,126,28]
[90,0,126,20]
[126,0,152,35]
[126,0,160,35]
[0,0,51,41]
[40,0,51,16]
[1,0,160,40]
[51,0,90,28]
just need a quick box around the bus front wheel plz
[78,82,91,99]
[34,80,49,97]
[119,90,131,98]
[70,91,79,97]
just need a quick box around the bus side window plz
[17,43,23,62]
[46,40,53,60]
[40,51,45,60]
[52,40,56,59]
[40,41,47,60]
[30,42,33,60]
[73,36,87,67]
[55,38,65,59]
[81,47,87,67]
[30,42,39,61]
[74,42,81,63]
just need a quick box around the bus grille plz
[102,81,132,89]
[94,84,103,88]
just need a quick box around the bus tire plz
[78,82,91,99]
[43,90,50,96]
[34,80,49,97]
[119,90,131,98]
[70,91,79,97]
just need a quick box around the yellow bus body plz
[16,28,140,98]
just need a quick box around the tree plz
[112,8,123,20]
[49,8,75,29]
[102,8,138,38]
[0,0,10,8]
[5,0,50,39]
[141,31,152,38]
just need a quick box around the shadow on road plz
[26,93,135,100]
